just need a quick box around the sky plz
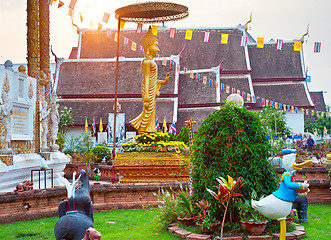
[0,0,330,105]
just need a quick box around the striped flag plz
[136,23,143,33]
[295,107,298,113]
[170,61,174,70]
[203,32,210,42]
[156,115,160,131]
[314,42,321,53]
[221,83,224,91]
[242,91,245,99]
[69,0,77,9]
[106,29,111,38]
[270,101,273,108]
[184,67,188,75]
[92,119,96,133]
[209,79,213,86]
[106,122,111,131]
[279,103,282,110]
[68,8,75,18]
[124,37,129,47]
[240,36,247,47]
[102,12,110,23]
[262,98,265,105]
[140,46,144,54]
[252,95,255,103]
[169,28,176,38]
[171,122,177,136]
[276,39,283,50]
[196,73,201,82]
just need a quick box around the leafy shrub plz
[176,127,190,146]
[56,132,65,151]
[89,145,112,163]
[191,102,278,219]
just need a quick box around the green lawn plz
[0,205,329,239]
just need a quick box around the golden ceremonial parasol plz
[111,2,188,158]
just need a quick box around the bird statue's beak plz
[292,160,312,170]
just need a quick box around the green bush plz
[89,145,112,163]
[176,127,190,146]
[56,132,65,151]
[191,102,278,219]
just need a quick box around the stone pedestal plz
[38,152,51,161]
[0,155,14,166]
[113,152,190,183]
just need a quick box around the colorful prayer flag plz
[124,37,129,47]
[151,25,158,36]
[270,101,273,108]
[242,91,245,99]
[295,107,298,113]
[291,106,295,113]
[156,115,159,131]
[98,23,103,31]
[203,32,210,42]
[247,93,251,101]
[176,64,180,72]
[131,42,137,51]
[106,29,111,38]
[68,8,75,18]
[306,109,309,115]
[252,95,255,103]
[257,37,264,48]
[58,1,64,8]
[203,76,207,84]
[279,103,282,110]
[79,12,84,23]
[266,99,269,106]
[99,118,103,132]
[85,118,88,133]
[170,61,174,70]
[196,73,200,82]
[140,46,144,53]
[314,42,321,53]
[69,0,77,9]
[237,90,241,95]
[262,98,265,105]
[163,117,167,133]
[240,36,247,47]
[226,86,230,93]
[120,20,125,29]
[169,28,176,38]
[92,119,96,133]
[221,34,229,44]
[231,88,235,94]
[162,58,167,66]
[185,30,193,40]
[275,102,278,109]
[136,23,143,33]
[209,79,213,86]
[221,83,224,91]
[215,82,218,88]
[102,12,110,23]
[306,76,311,83]
[190,71,194,79]
[276,39,283,50]
[294,41,301,51]
[171,122,177,136]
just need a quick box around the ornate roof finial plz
[301,24,309,43]
[3,74,10,93]
[244,12,252,32]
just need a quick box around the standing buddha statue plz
[130,26,171,134]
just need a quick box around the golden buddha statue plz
[130,27,171,134]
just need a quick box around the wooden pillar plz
[27,0,40,152]
[39,0,51,150]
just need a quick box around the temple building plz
[56,25,314,138]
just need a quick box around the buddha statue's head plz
[142,26,159,57]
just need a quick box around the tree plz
[254,106,291,139]
[176,126,190,146]
[59,107,74,136]
[304,115,331,134]
[191,103,278,219]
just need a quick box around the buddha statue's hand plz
[165,72,171,80]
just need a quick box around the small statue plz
[15,180,34,192]
[40,96,51,152]
[130,27,171,134]
[0,89,13,154]
[93,168,101,183]
[50,93,60,151]
[252,149,312,240]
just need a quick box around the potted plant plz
[207,175,245,239]
[238,190,268,236]
[195,199,221,234]
[176,191,198,226]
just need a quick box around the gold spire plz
[244,12,252,32]
[3,74,10,93]
[300,24,309,43]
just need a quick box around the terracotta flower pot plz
[196,220,221,234]
[177,216,198,226]
[240,220,268,235]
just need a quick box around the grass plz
[0,205,329,239]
